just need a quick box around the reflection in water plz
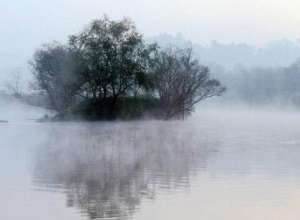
[3,110,300,220]
[33,122,217,220]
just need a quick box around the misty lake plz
[1,109,300,220]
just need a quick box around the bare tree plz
[5,70,24,98]
[152,48,225,119]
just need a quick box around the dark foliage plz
[68,16,156,117]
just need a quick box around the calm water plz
[1,110,300,220]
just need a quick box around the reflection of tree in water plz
[33,122,217,220]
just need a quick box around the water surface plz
[1,110,300,220]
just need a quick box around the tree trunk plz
[109,95,118,119]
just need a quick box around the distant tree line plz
[31,17,225,120]
[212,61,300,107]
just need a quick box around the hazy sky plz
[1,0,300,83]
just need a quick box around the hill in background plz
[148,34,300,69]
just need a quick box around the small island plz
[29,16,225,121]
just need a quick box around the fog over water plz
[1,105,300,220]
[0,95,51,122]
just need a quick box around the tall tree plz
[69,16,156,116]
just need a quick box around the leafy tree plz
[69,16,156,116]
[31,43,82,113]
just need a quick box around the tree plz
[152,48,225,119]
[31,43,83,113]
[5,70,24,98]
[69,16,156,116]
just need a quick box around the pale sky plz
[1,0,300,82]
